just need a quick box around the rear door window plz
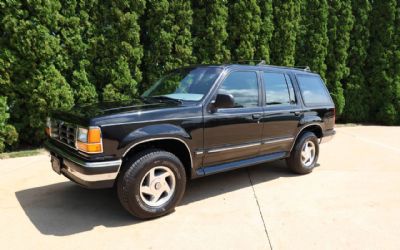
[297,75,332,106]
[263,72,296,106]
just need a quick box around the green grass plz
[0,148,44,159]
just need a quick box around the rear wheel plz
[117,149,186,219]
[286,132,319,174]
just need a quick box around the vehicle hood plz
[51,98,186,126]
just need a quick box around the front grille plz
[51,120,77,148]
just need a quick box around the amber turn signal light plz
[45,127,51,137]
[45,117,52,137]
[88,127,101,143]
[76,141,103,153]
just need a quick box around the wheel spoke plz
[151,190,163,202]
[148,168,156,183]
[141,186,153,196]
[163,180,171,194]
[158,172,171,181]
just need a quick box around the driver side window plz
[218,71,259,108]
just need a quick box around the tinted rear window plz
[297,75,332,106]
[263,72,293,106]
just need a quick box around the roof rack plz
[265,64,312,72]
[225,60,266,65]
[292,66,311,71]
[257,60,266,65]
[221,60,312,72]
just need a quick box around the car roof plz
[186,64,320,76]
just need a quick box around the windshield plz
[142,67,223,101]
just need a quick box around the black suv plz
[44,64,335,219]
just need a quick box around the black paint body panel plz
[48,64,335,181]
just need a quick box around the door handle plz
[293,111,301,116]
[252,113,262,120]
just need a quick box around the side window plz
[263,72,294,106]
[218,71,259,108]
[297,75,332,106]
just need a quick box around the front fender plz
[119,123,191,154]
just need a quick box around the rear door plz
[259,71,302,155]
[203,70,263,166]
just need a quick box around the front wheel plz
[117,149,186,219]
[286,132,319,174]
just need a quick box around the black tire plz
[286,132,319,174]
[117,149,186,219]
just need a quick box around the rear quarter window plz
[296,75,332,106]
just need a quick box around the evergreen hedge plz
[0,0,399,151]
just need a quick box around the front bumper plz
[320,129,336,144]
[44,141,122,189]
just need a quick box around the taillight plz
[76,127,103,154]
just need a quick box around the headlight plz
[77,128,88,142]
[76,127,103,154]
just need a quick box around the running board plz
[198,151,288,176]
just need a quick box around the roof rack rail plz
[225,59,266,65]
[265,64,311,72]
[220,60,312,72]
[292,66,311,71]
[257,60,266,65]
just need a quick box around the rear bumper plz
[44,141,121,189]
[320,129,336,144]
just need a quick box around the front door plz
[203,71,263,166]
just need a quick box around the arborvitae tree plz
[103,57,138,101]
[58,0,98,105]
[228,0,261,61]
[71,60,98,104]
[0,97,18,153]
[342,0,371,122]
[141,0,172,91]
[392,1,400,124]
[270,0,301,66]
[325,0,353,116]
[0,0,75,144]
[295,0,328,78]
[255,0,274,63]
[58,0,86,72]
[366,0,397,124]
[0,51,13,98]
[91,0,145,101]
[29,66,74,142]
[170,0,194,64]
[141,0,194,92]
[192,0,230,64]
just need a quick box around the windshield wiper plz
[149,96,183,104]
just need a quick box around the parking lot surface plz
[1,126,399,250]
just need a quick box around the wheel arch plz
[289,123,323,152]
[121,137,193,179]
